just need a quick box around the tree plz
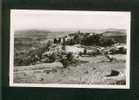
[58,37,61,44]
[54,38,57,44]
[99,38,114,47]
[81,34,101,46]
[83,48,87,55]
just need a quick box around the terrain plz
[13,29,127,85]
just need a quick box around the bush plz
[47,53,56,63]
[14,56,32,66]
[118,47,126,54]
[14,40,52,66]
[81,34,101,46]
[58,52,77,68]
[109,47,126,54]
[83,48,87,54]
[116,80,126,85]
[99,38,115,47]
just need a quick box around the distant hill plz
[14,28,126,39]
[49,28,126,34]
[102,29,126,37]
[14,29,71,39]
[14,29,51,38]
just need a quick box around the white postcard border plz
[9,9,131,89]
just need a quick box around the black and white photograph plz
[10,10,130,89]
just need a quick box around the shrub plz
[81,34,101,46]
[79,51,83,56]
[58,52,77,68]
[109,47,126,54]
[99,38,115,47]
[83,48,87,54]
[47,53,56,63]
[118,47,126,54]
[14,40,52,66]
[116,80,126,85]
[14,56,32,66]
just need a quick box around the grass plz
[13,30,127,85]
[14,55,126,85]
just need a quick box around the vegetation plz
[14,40,52,66]
[14,30,126,66]
[109,47,126,54]
[14,29,127,85]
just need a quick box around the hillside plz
[13,28,127,86]
[14,29,72,39]
[102,29,126,37]
[14,28,126,37]
[14,30,51,38]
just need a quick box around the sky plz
[11,10,131,31]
